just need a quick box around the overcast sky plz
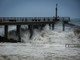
[0,0,80,18]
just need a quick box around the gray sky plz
[0,0,80,18]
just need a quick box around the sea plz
[0,18,80,60]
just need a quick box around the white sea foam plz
[0,21,80,60]
[0,21,80,44]
[20,24,80,44]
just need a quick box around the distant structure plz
[0,4,71,42]
[56,4,58,19]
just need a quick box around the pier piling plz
[29,25,33,39]
[62,18,65,31]
[52,24,54,30]
[4,25,8,38]
[17,25,21,42]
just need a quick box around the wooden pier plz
[0,4,72,42]
[0,17,70,42]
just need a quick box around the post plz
[28,25,31,30]
[17,25,21,42]
[63,23,65,31]
[55,4,58,20]
[62,18,65,31]
[49,24,51,29]
[56,4,57,18]
[48,18,51,29]
[52,24,54,30]
[4,25,8,38]
[37,19,40,29]
[29,25,33,39]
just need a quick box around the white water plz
[0,21,80,60]
[21,25,79,44]
[0,21,80,44]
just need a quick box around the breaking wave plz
[0,21,79,44]
[0,21,80,60]
[21,25,80,44]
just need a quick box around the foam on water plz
[23,26,79,44]
[20,22,80,44]
[0,21,80,44]
[0,20,80,60]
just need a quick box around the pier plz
[0,17,70,42]
[0,4,71,42]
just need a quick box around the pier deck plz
[0,21,56,25]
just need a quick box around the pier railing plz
[0,17,70,22]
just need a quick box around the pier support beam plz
[52,24,54,30]
[62,18,65,31]
[29,25,33,39]
[4,25,8,38]
[17,25,21,42]
[28,25,31,30]
[49,24,51,29]
[63,23,65,31]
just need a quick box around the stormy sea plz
[0,18,80,60]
